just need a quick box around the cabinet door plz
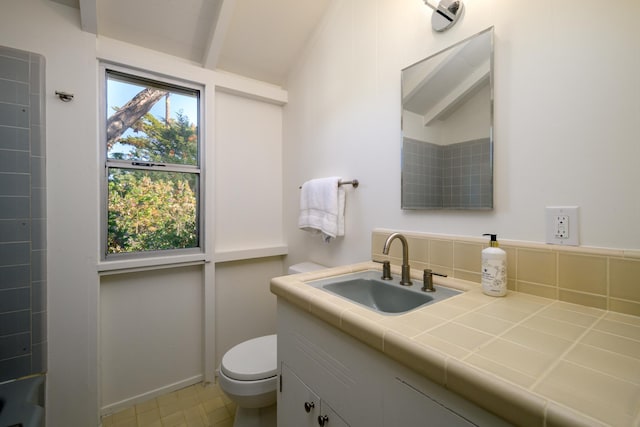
[279,363,320,427]
[317,401,350,427]
[385,378,476,427]
[280,363,350,427]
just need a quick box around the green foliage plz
[107,109,199,254]
[108,170,198,253]
[118,111,198,165]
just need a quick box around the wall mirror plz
[401,27,494,209]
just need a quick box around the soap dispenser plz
[481,234,507,297]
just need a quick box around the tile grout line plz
[528,304,608,390]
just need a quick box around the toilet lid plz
[221,335,277,381]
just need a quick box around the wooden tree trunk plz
[106,88,168,149]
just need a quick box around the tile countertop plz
[270,262,640,427]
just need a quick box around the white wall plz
[214,258,282,366]
[100,266,203,410]
[403,83,489,145]
[283,0,640,270]
[441,83,490,144]
[215,91,284,252]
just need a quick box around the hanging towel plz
[298,177,345,242]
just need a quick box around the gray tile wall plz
[0,46,46,382]
[402,137,492,209]
[402,137,444,208]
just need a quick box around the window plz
[101,66,203,259]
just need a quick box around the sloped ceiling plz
[51,0,331,87]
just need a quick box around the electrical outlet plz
[546,206,579,245]
[554,215,569,238]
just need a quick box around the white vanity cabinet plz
[279,363,349,427]
[277,300,511,427]
[385,378,477,426]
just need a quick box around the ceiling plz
[50,0,332,87]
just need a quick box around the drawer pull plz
[318,415,329,426]
[304,401,315,413]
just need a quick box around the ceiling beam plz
[422,60,490,126]
[202,0,236,70]
[79,0,97,34]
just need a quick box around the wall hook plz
[55,91,74,102]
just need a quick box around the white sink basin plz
[306,270,460,314]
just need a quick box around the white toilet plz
[218,262,326,427]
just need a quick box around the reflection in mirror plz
[401,27,493,209]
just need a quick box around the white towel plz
[298,177,345,242]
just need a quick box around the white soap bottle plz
[481,233,507,297]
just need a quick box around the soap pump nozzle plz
[483,233,499,248]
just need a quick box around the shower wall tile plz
[31,126,43,156]
[0,173,30,196]
[0,103,29,128]
[0,265,30,289]
[0,45,45,380]
[32,341,46,373]
[0,79,29,105]
[30,94,41,125]
[0,310,30,335]
[31,189,45,218]
[0,219,30,242]
[0,355,30,382]
[31,281,46,312]
[31,157,46,188]
[0,242,30,266]
[0,126,29,151]
[0,196,29,219]
[31,219,45,250]
[0,287,30,313]
[29,59,42,93]
[32,312,46,344]
[403,137,491,209]
[31,250,46,282]
[0,55,29,81]
[0,332,30,359]
[0,149,29,173]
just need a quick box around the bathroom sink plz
[306,270,460,314]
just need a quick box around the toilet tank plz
[288,262,326,275]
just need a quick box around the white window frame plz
[98,62,205,265]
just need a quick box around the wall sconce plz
[423,0,464,32]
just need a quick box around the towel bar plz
[338,179,359,188]
[299,179,359,189]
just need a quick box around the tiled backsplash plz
[372,229,640,317]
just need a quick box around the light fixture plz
[423,0,464,32]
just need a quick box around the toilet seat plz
[221,335,277,381]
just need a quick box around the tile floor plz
[101,382,236,427]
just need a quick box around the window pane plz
[106,71,199,166]
[107,168,199,254]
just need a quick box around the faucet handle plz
[373,259,393,280]
[422,269,447,292]
[422,269,435,292]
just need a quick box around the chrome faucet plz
[382,233,412,286]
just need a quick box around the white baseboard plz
[100,374,203,416]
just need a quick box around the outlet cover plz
[546,206,579,246]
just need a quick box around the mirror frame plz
[401,27,494,210]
